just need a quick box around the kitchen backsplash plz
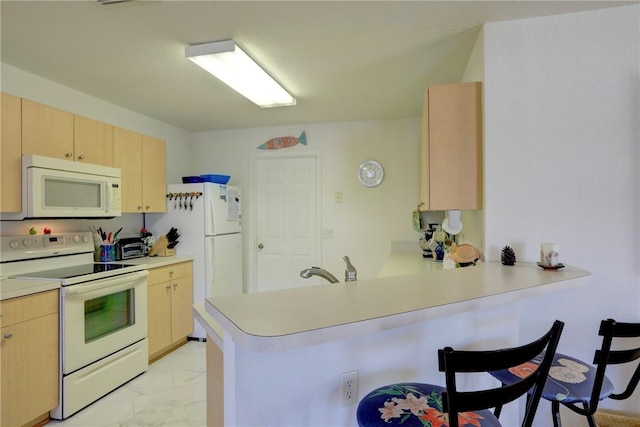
[0,214,144,239]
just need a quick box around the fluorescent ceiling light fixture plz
[185,40,296,108]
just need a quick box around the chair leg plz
[583,402,597,427]
[552,401,562,427]
[494,381,508,418]
[494,404,502,418]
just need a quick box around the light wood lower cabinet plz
[147,261,193,361]
[0,290,59,427]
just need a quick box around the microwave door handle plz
[105,180,111,212]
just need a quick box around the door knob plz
[258,243,264,249]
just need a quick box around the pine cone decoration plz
[501,246,516,265]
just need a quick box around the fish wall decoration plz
[257,131,306,150]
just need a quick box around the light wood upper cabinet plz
[1,93,22,212]
[114,127,144,212]
[22,99,114,167]
[1,290,59,427]
[420,82,483,211]
[142,135,167,213]
[114,129,166,213]
[21,98,74,161]
[6,96,166,214]
[73,114,114,167]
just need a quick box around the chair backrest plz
[439,320,564,427]
[590,319,640,405]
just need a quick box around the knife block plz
[148,236,175,257]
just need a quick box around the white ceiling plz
[1,1,633,132]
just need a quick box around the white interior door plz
[255,155,320,292]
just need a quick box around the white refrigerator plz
[146,182,243,339]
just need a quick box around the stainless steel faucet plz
[299,256,357,284]
[299,266,339,284]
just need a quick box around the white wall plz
[484,3,640,420]
[190,119,423,289]
[0,63,193,237]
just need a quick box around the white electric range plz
[0,232,149,420]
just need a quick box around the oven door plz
[61,270,148,374]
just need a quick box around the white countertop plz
[0,255,193,301]
[1,277,60,300]
[378,250,444,277]
[121,255,193,268]
[204,261,590,352]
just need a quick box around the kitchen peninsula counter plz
[204,262,590,353]
[201,261,590,426]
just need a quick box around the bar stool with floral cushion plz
[356,320,564,427]
[489,319,640,427]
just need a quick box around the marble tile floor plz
[47,340,207,427]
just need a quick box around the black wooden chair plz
[490,319,640,427]
[356,320,564,427]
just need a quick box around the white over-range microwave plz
[3,155,122,220]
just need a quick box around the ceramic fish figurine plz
[257,131,306,150]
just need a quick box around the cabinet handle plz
[173,283,178,289]
[145,205,150,210]
[65,152,73,158]
[4,333,13,339]
[169,271,174,277]
[165,285,171,292]
[138,206,143,211]
[78,154,86,160]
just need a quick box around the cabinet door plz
[114,127,144,212]
[1,93,22,212]
[21,99,74,161]
[1,313,59,427]
[74,115,114,166]
[421,82,483,210]
[141,135,167,213]
[147,282,172,357]
[171,275,194,342]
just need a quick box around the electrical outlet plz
[341,370,359,405]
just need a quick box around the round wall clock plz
[358,160,384,187]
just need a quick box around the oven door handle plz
[63,270,149,296]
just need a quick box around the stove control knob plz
[82,235,90,243]
[73,235,80,242]
[22,239,33,247]
[9,240,19,249]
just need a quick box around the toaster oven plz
[115,237,145,260]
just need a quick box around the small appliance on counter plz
[115,237,146,260]
[418,223,440,258]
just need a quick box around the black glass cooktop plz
[19,263,133,280]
